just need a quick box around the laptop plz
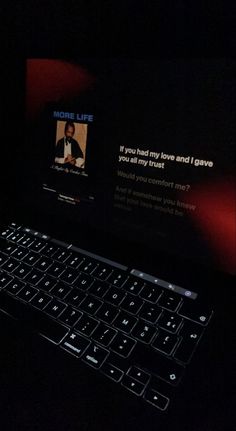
[0,58,235,431]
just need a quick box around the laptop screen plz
[24,58,235,275]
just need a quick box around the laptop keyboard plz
[0,222,213,411]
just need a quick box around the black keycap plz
[0,227,13,239]
[82,343,109,368]
[12,246,29,260]
[107,271,128,287]
[0,290,69,344]
[23,251,40,266]
[5,279,25,295]
[1,257,20,273]
[104,286,126,305]
[29,239,46,252]
[44,299,67,318]
[76,273,94,290]
[158,310,183,333]
[101,362,124,382]
[173,320,204,363]
[41,244,58,257]
[88,280,109,298]
[120,293,143,314]
[66,253,84,269]
[50,282,71,299]
[13,263,32,279]
[64,288,86,307]
[18,235,35,247]
[152,330,179,355]
[132,320,157,344]
[140,284,162,303]
[113,312,138,334]
[60,267,79,285]
[74,314,99,337]
[35,257,53,272]
[79,259,98,275]
[144,388,169,411]
[53,249,71,263]
[47,262,65,278]
[139,303,162,323]
[127,366,150,385]
[59,307,82,327]
[25,269,44,285]
[80,295,103,315]
[1,241,18,255]
[95,303,119,324]
[37,275,57,292]
[0,252,8,266]
[133,343,184,385]
[123,277,145,295]
[0,272,13,288]
[92,264,113,280]
[92,323,117,346]
[121,375,145,396]
[111,333,136,357]
[17,285,38,302]
[7,231,24,243]
[62,332,90,357]
[158,291,182,311]
[178,301,213,326]
[30,292,52,310]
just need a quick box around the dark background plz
[0,2,235,431]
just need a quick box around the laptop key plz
[47,262,65,278]
[5,279,25,295]
[110,333,136,357]
[74,314,99,337]
[50,282,71,299]
[144,388,169,411]
[66,253,84,269]
[152,330,179,355]
[0,272,13,288]
[23,251,40,266]
[104,286,126,305]
[64,287,86,307]
[53,249,71,263]
[62,332,90,357]
[95,303,119,324]
[123,277,145,295]
[139,303,162,323]
[79,259,98,275]
[44,298,67,318]
[92,323,117,346]
[113,311,138,334]
[76,273,94,290]
[157,311,183,333]
[132,320,157,344]
[107,271,128,288]
[35,257,53,272]
[30,292,52,310]
[80,295,103,315]
[178,301,213,326]
[92,264,113,280]
[127,366,150,385]
[101,362,124,382]
[122,375,146,396]
[140,284,162,303]
[88,280,109,298]
[58,307,82,327]
[83,343,109,368]
[120,293,143,314]
[12,246,29,260]
[0,290,69,344]
[37,275,57,292]
[158,291,182,311]
[17,285,38,302]
[25,269,44,285]
[174,320,204,363]
[0,252,8,266]
[13,263,32,279]
[60,267,79,285]
[1,257,20,273]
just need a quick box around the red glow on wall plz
[26,59,95,119]
[188,179,236,274]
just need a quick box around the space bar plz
[0,291,69,344]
